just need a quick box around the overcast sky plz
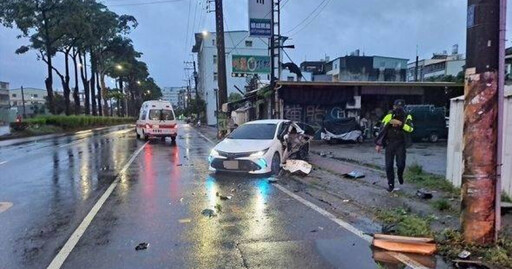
[1,0,511,90]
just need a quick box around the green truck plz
[404,105,448,143]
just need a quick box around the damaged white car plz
[208,119,314,174]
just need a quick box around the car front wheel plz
[271,152,281,175]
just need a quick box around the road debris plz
[416,189,433,200]
[201,209,217,218]
[214,203,222,213]
[179,218,192,223]
[282,159,312,175]
[457,250,471,259]
[179,198,184,203]
[0,202,13,213]
[452,259,492,269]
[342,199,350,203]
[372,234,437,255]
[219,195,232,200]
[267,178,278,183]
[343,170,365,179]
[135,242,149,251]
[317,198,332,206]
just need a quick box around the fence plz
[446,85,512,195]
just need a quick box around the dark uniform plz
[377,101,413,192]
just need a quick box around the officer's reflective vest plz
[382,113,414,133]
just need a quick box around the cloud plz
[0,0,511,89]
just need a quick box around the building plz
[9,87,47,116]
[407,46,465,82]
[324,51,408,82]
[161,87,187,109]
[0,81,9,109]
[192,30,275,125]
[277,81,463,139]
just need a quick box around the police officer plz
[375,100,413,192]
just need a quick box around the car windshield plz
[148,109,174,121]
[227,123,277,140]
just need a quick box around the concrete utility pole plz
[20,86,27,118]
[461,0,501,244]
[214,0,227,113]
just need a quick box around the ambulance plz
[136,100,177,142]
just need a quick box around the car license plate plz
[223,161,239,170]
[153,125,159,128]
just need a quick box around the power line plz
[109,0,186,7]
[284,0,330,35]
[184,0,192,54]
[288,0,333,37]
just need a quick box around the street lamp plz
[116,64,123,70]
[137,80,141,85]
[202,30,208,37]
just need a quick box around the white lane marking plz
[274,184,372,242]
[47,141,149,269]
[195,129,215,144]
[274,184,428,269]
[0,161,7,165]
[195,127,426,269]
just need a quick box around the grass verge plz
[437,229,512,268]
[405,163,459,195]
[376,208,434,237]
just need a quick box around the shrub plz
[14,115,134,132]
[432,199,451,211]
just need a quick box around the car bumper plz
[208,156,271,174]
[143,128,177,137]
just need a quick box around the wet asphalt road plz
[0,124,380,269]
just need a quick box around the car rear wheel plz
[142,131,149,141]
[271,152,281,175]
[136,129,141,140]
[429,132,439,143]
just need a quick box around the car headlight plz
[210,149,220,157]
[250,148,269,157]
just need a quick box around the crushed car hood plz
[214,139,275,153]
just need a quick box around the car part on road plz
[0,202,13,213]
[201,209,217,218]
[416,189,433,200]
[343,170,365,179]
[282,159,312,175]
[457,250,471,259]
[372,234,437,255]
[135,242,149,251]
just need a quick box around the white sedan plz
[208,119,313,175]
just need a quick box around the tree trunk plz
[79,51,90,115]
[72,50,80,115]
[100,73,109,116]
[41,9,55,114]
[63,50,71,115]
[96,72,102,116]
[119,78,125,117]
[90,51,97,116]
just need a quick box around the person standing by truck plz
[375,100,414,192]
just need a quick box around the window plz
[11,93,16,97]
[139,110,147,120]
[212,39,215,46]
[287,76,294,81]
[213,55,217,64]
[245,40,253,47]
[213,72,218,81]
[227,123,277,140]
[149,109,175,121]
[33,94,38,98]
[13,101,17,106]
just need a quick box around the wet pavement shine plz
[0,124,385,269]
